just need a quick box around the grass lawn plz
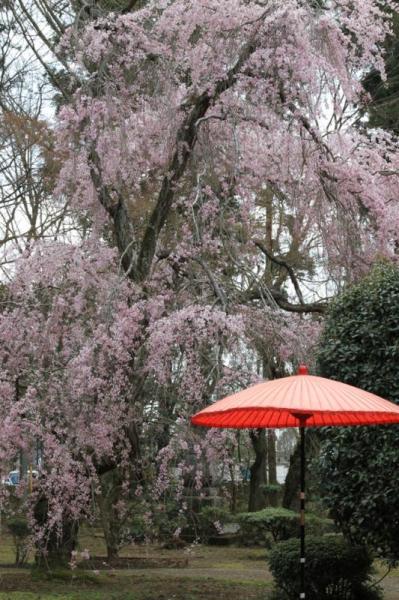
[0,529,272,600]
[0,528,398,599]
[0,573,270,600]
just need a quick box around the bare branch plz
[254,239,305,305]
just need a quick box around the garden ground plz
[0,530,398,599]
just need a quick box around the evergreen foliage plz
[317,263,399,564]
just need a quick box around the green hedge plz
[268,535,382,600]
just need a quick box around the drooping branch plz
[84,25,268,283]
[193,257,227,310]
[279,84,335,161]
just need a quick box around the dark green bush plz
[237,508,334,546]
[317,262,399,563]
[306,513,335,537]
[268,535,382,600]
[7,517,31,566]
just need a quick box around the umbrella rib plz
[316,379,338,413]
[331,380,396,412]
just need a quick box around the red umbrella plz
[191,365,399,600]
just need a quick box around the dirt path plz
[381,576,399,600]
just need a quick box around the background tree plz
[0,5,83,275]
[363,9,399,135]
[0,109,80,275]
[317,263,399,564]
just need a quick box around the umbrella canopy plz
[191,365,399,429]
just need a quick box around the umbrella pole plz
[299,420,306,600]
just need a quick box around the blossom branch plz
[135,11,273,283]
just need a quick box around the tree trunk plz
[267,430,278,506]
[282,430,320,510]
[267,430,277,484]
[248,429,268,512]
[228,463,237,514]
[98,469,125,561]
[282,438,301,511]
[34,495,78,569]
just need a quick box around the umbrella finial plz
[298,364,309,375]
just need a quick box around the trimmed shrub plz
[261,483,283,506]
[238,507,298,546]
[237,507,334,546]
[268,535,382,600]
